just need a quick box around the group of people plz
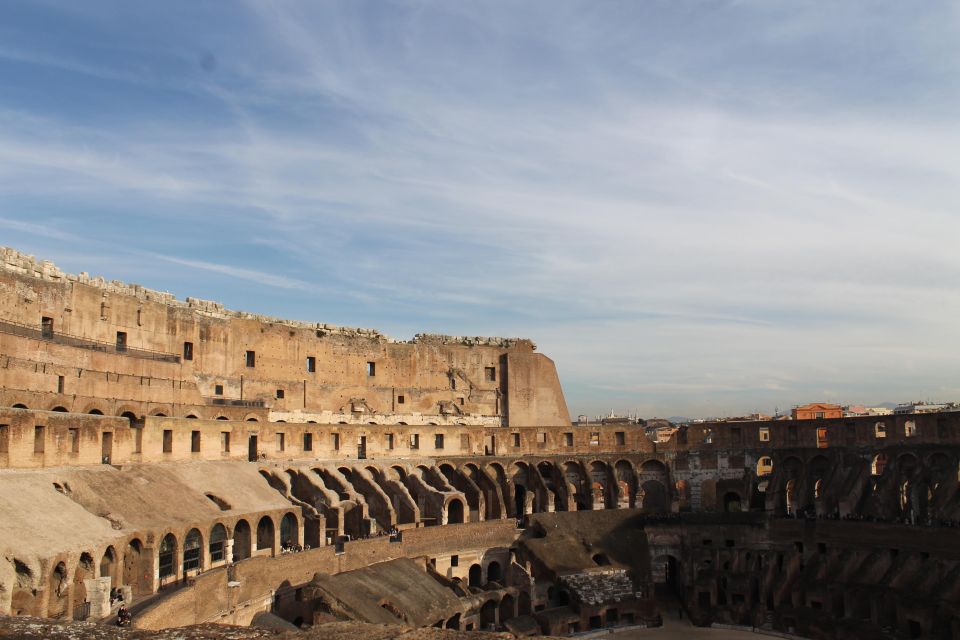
[279,543,309,554]
[110,588,133,626]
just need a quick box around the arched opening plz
[233,520,252,561]
[280,512,298,548]
[11,403,27,409]
[158,533,177,583]
[88,409,104,415]
[445,613,461,629]
[785,479,796,516]
[447,498,465,524]
[724,491,743,513]
[256,516,275,553]
[469,564,483,588]
[756,456,773,476]
[480,599,498,629]
[11,559,37,616]
[99,546,116,586]
[593,553,610,566]
[640,480,668,512]
[73,552,94,612]
[185,414,198,419]
[123,539,147,596]
[486,560,502,583]
[49,562,69,618]
[209,524,227,564]
[872,453,888,476]
[183,528,202,574]
[499,593,515,624]
[514,484,527,517]
[51,406,68,413]
[216,416,228,421]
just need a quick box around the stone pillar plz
[225,538,235,563]
[84,576,112,619]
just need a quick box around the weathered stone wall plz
[0,248,568,428]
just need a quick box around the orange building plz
[792,402,843,420]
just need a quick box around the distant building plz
[792,403,843,420]
[844,405,893,417]
[894,402,948,415]
[728,413,773,422]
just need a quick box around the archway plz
[123,539,147,596]
[49,562,69,618]
[233,520,252,561]
[209,524,227,563]
[99,546,116,587]
[469,564,482,587]
[447,498,465,524]
[256,516,275,553]
[480,599,498,630]
[72,552,94,614]
[640,480,668,513]
[158,534,177,583]
[280,512,298,548]
[486,560,502,583]
[183,528,202,574]
[499,593,515,623]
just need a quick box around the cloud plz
[0,1,959,417]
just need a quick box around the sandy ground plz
[602,616,761,640]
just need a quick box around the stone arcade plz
[2,247,960,640]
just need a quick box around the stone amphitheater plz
[1,247,959,640]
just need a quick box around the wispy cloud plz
[0,0,958,416]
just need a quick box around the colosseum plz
[1,246,958,640]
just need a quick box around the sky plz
[1,1,959,419]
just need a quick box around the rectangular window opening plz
[306,356,316,373]
[214,384,223,396]
[590,432,600,446]
[410,433,420,449]
[183,342,193,361]
[512,432,521,447]
[115,331,127,352]
[57,375,65,394]
[564,432,573,446]
[367,361,376,376]
[0,425,7,453]
[41,316,54,338]
[245,350,256,367]
[276,432,285,451]
[485,367,496,382]
[386,433,394,450]
[435,434,444,449]
[276,389,285,399]
[303,432,313,452]
[221,431,230,453]
[759,427,770,442]
[615,431,625,446]
[68,428,79,453]
[34,425,45,453]
[191,430,201,453]
[162,429,173,453]
[397,395,405,404]
[332,433,340,450]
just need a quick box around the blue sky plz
[1,1,959,419]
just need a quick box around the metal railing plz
[0,318,180,363]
